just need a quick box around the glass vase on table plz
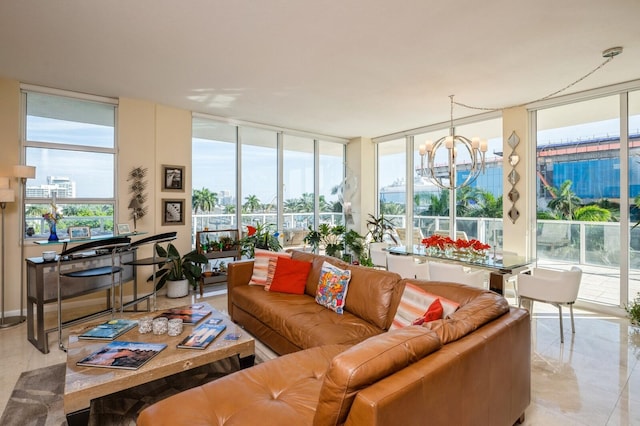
[48,222,59,242]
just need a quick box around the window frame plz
[21,86,118,240]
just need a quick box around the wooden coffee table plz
[63,305,254,426]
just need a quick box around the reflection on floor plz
[1,292,639,425]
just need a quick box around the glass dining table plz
[385,245,535,295]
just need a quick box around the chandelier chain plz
[451,55,616,112]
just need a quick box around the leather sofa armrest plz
[227,259,254,317]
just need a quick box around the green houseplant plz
[303,224,368,264]
[239,223,282,258]
[153,243,209,297]
[626,292,640,326]
[365,213,398,244]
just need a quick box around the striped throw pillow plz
[390,283,459,330]
[249,248,292,286]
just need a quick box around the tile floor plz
[1,292,640,425]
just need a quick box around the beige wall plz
[502,107,531,257]
[0,79,194,315]
[0,78,23,315]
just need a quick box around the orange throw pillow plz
[268,257,312,294]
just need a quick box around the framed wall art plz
[162,165,185,192]
[162,199,185,226]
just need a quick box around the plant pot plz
[166,278,189,298]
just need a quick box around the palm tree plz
[574,205,611,222]
[546,180,581,220]
[192,188,218,213]
[318,195,332,212]
[456,186,479,217]
[468,192,503,218]
[283,198,298,213]
[299,193,314,212]
[380,201,405,215]
[426,192,449,216]
[243,194,261,213]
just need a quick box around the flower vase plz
[48,223,59,242]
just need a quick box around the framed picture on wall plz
[162,199,184,226]
[162,165,185,192]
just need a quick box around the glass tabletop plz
[386,245,535,273]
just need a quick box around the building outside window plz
[22,89,117,239]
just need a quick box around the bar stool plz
[56,236,131,351]
[122,232,177,312]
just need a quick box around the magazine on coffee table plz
[177,319,227,350]
[78,319,138,340]
[76,341,167,370]
[154,303,212,325]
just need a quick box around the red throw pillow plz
[268,257,312,294]
[410,299,443,325]
[423,298,444,323]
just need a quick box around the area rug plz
[1,356,244,426]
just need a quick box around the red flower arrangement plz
[421,234,490,258]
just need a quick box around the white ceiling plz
[1,0,639,140]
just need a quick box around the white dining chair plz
[386,252,418,279]
[517,266,582,343]
[369,242,390,269]
[428,262,486,289]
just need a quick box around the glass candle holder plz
[138,316,153,334]
[152,317,168,335]
[168,318,183,336]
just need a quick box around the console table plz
[386,246,534,295]
[26,250,137,354]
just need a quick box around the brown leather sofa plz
[138,251,531,426]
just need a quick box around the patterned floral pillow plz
[315,261,351,314]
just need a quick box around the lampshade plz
[0,189,15,203]
[13,165,36,179]
[0,177,9,189]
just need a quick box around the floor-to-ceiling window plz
[192,118,237,232]
[454,118,503,247]
[283,134,314,246]
[628,90,640,304]
[22,89,117,239]
[377,115,502,249]
[535,95,623,306]
[192,116,346,250]
[377,138,407,243]
[318,140,344,225]
[240,127,278,231]
[412,129,448,242]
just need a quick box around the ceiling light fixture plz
[418,95,487,191]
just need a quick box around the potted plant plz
[626,292,640,326]
[239,223,282,258]
[365,213,398,244]
[153,243,209,298]
[303,224,368,264]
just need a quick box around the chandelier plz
[418,95,487,190]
